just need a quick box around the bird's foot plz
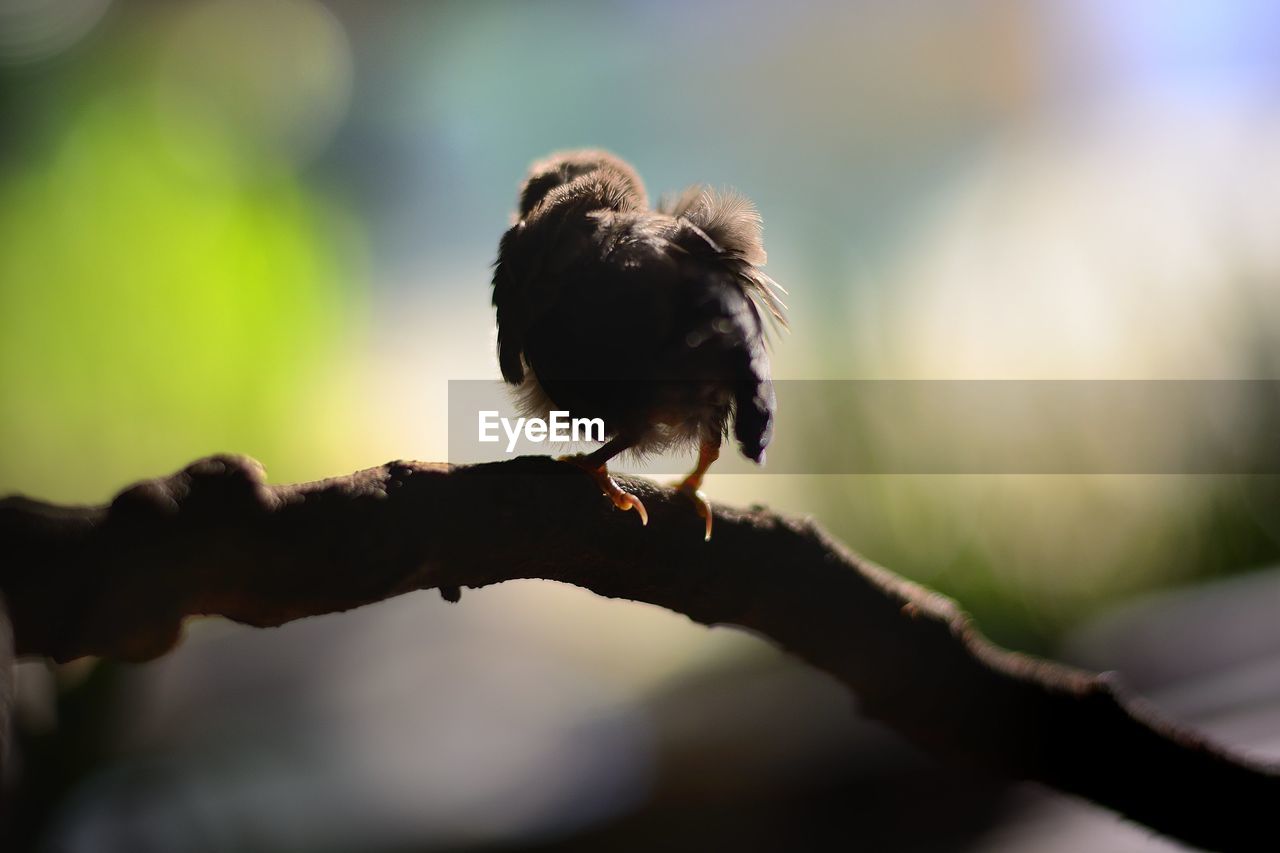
[559,455,648,527]
[675,477,713,542]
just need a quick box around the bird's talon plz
[561,454,648,528]
[616,492,649,526]
[676,482,714,541]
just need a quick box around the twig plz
[1,454,1276,850]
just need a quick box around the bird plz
[491,150,786,540]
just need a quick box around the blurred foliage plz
[0,4,363,502]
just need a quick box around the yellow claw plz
[560,455,648,529]
[673,441,720,541]
[675,483,713,541]
[615,491,648,526]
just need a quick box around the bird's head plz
[517,150,647,219]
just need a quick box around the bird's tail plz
[732,351,775,464]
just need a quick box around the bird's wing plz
[663,186,788,335]
[492,207,602,384]
[491,224,531,384]
[649,218,777,462]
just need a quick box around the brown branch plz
[1,455,1276,850]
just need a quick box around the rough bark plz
[1,454,1276,850]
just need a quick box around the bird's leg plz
[559,435,648,527]
[675,439,721,541]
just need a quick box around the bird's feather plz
[663,186,789,335]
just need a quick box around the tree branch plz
[1,455,1276,850]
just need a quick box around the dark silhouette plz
[492,151,786,538]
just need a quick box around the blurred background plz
[3,0,1280,850]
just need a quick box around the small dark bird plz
[491,150,786,539]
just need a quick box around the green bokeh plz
[0,92,360,502]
